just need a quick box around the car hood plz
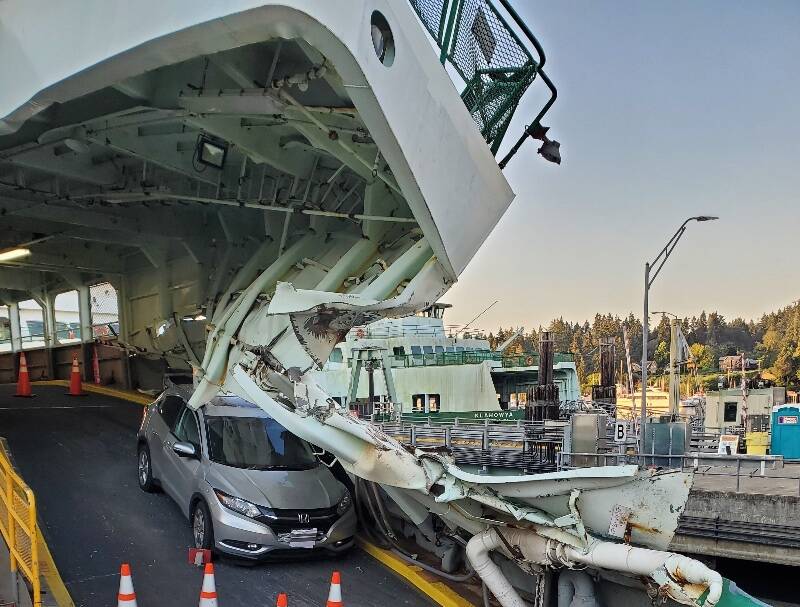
[205,463,343,510]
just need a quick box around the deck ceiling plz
[0,37,413,300]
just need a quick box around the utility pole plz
[640,216,718,454]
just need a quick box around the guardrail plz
[557,451,800,496]
[408,0,557,160]
[0,440,74,607]
[0,442,41,605]
[375,418,563,473]
[390,350,574,368]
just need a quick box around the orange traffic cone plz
[326,571,343,607]
[66,354,85,396]
[198,562,218,606]
[14,352,33,398]
[276,592,288,607]
[117,563,137,606]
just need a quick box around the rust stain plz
[629,521,660,536]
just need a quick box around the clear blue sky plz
[444,1,799,332]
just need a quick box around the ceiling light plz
[195,134,228,170]
[0,248,31,262]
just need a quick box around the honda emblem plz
[297,513,310,524]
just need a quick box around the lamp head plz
[538,139,561,165]
[693,215,719,222]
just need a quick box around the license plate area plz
[285,528,317,548]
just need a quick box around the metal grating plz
[90,282,120,338]
[409,0,449,44]
[409,0,539,154]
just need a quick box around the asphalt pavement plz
[0,384,432,607]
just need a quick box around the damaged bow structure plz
[0,1,767,605]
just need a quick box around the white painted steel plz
[0,0,514,278]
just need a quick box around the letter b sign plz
[614,421,627,444]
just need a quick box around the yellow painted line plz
[38,531,75,607]
[358,538,475,607]
[32,380,153,405]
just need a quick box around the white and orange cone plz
[66,354,85,396]
[117,563,137,607]
[326,571,343,607]
[276,592,288,607]
[14,352,33,398]
[198,562,218,606]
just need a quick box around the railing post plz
[735,458,741,493]
[29,492,40,607]
[6,471,16,576]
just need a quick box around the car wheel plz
[137,443,157,492]
[192,500,215,551]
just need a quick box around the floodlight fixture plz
[195,134,229,170]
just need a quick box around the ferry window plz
[412,394,425,412]
[428,394,440,412]
[411,346,422,355]
[446,346,456,352]
[456,346,465,352]
[724,402,738,422]
[393,346,405,356]
[370,10,395,67]
[329,348,343,363]
[423,345,433,354]
[435,346,444,354]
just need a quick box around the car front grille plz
[255,506,339,537]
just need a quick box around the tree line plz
[486,301,800,393]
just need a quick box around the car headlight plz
[336,491,352,516]
[213,489,261,519]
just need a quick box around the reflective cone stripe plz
[276,592,288,607]
[199,562,218,606]
[14,352,33,397]
[326,571,342,607]
[117,563,137,607]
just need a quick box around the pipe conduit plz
[466,527,724,607]
[557,570,597,607]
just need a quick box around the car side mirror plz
[173,441,198,459]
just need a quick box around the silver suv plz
[137,388,355,560]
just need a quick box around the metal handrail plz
[408,0,557,158]
[557,451,800,496]
[387,350,574,368]
[0,445,40,605]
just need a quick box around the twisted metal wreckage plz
[189,272,732,607]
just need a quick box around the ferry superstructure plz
[0,1,764,604]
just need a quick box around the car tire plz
[192,500,215,552]
[137,442,157,493]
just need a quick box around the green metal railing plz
[391,350,574,368]
[408,0,557,159]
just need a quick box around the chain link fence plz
[90,282,120,339]
[0,305,10,352]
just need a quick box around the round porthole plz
[370,11,395,66]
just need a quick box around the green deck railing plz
[391,350,574,368]
[408,0,557,159]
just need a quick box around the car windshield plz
[205,416,318,471]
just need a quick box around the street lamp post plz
[640,216,718,455]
